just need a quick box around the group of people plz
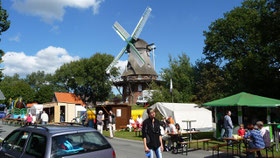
[221,111,271,158]
[13,110,49,126]
[127,115,143,132]
[83,110,116,138]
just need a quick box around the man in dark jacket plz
[108,110,116,138]
[142,108,163,158]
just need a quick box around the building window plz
[138,84,142,92]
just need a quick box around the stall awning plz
[202,92,280,107]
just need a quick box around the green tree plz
[0,74,35,105]
[25,71,66,103]
[203,0,280,99]
[150,53,195,103]
[0,0,11,80]
[193,59,227,104]
[35,85,54,104]
[55,53,118,105]
[25,71,48,91]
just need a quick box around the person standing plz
[27,114,32,126]
[41,111,49,125]
[224,111,233,143]
[80,112,87,126]
[108,110,116,138]
[97,110,104,134]
[142,108,163,158]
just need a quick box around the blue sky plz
[1,0,243,76]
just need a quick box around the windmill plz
[107,7,159,105]
[106,7,152,74]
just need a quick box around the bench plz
[175,139,211,155]
[211,143,228,157]
[244,144,275,158]
[182,139,211,150]
[119,125,128,131]
[265,144,275,158]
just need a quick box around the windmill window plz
[138,84,142,92]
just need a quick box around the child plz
[238,124,246,137]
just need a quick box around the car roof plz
[18,125,96,136]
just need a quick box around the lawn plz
[103,130,143,141]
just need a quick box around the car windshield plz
[51,131,111,158]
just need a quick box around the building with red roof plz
[43,92,86,123]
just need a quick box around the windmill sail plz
[106,47,127,73]
[128,43,145,67]
[113,22,130,41]
[131,7,152,40]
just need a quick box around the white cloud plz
[2,46,80,76]
[8,33,21,42]
[12,0,104,23]
[115,60,127,74]
[50,25,59,33]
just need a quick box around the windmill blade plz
[113,21,130,41]
[131,7,152,40]
[106,47,127,74]
[128,43,145,67]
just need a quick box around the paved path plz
[0,121,18,139]
[107,137,219,158]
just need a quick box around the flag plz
[170,79,173,93]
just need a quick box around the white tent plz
[143,102,213,131]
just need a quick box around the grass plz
[103,130,143,141]
[130,104,146,110]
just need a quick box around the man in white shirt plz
[41,111,49,125]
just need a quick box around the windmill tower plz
[106,7,159,105]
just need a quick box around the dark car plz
[0,125,116,158]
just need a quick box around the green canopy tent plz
[202,92,280,124]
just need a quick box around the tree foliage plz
[55,53,117,105]
[203,0,280,99]
[0,1,10,80]
[0,74,35,105]
[25,71,66,103]
[150,53,195,103]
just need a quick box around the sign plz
[117,109,122,117]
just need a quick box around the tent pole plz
[238,106,243,125]
[267,107,271,123]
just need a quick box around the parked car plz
[0,125,116,158]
